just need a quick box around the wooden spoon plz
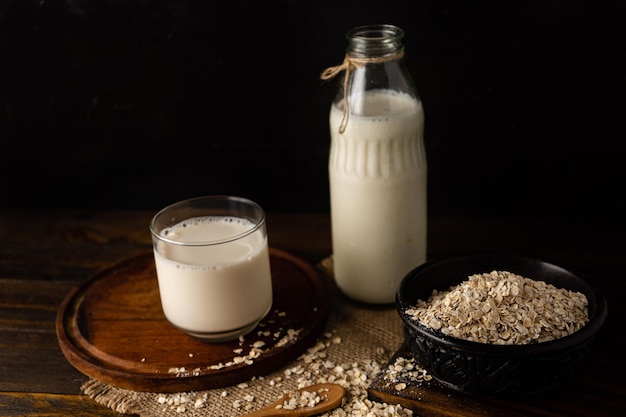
[239,383,346,417]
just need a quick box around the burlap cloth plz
[81,258,408,416]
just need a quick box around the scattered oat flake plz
[156,317,415,417]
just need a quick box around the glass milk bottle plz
[321,24,427,304]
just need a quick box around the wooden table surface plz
[1,209,623,416]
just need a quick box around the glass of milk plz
[149,196,272,342]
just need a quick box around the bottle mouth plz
[346,24,404,57]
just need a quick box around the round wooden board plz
[56,247,330,393]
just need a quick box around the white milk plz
[329,89,427,304]
[153,216,272,340]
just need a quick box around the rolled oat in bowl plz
[404,270,589,345]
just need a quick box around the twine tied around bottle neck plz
[320,50,404,134]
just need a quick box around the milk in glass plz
[153,216,272,340]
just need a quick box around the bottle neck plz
[346,24,405,58]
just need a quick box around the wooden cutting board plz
[56,248,330,393]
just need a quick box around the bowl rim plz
[396,253,608,355]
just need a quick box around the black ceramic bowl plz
[396,254,607,398]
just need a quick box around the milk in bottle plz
[323,24,427,304]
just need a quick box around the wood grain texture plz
[56,248,330,392]
[368,344,621,417]
[0,392,131,417]
[1,209,624,416]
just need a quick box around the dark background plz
[1,0,624,220]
